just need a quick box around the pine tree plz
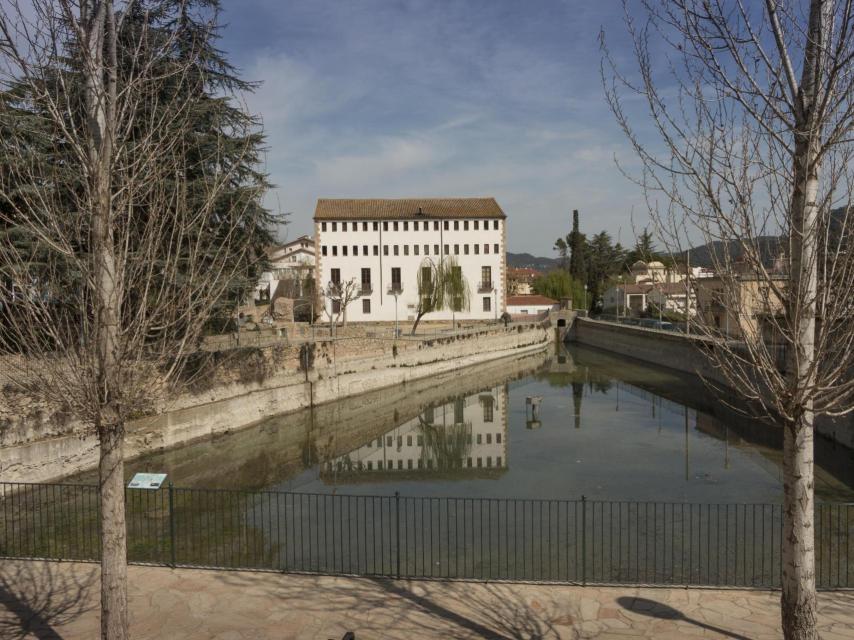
[569,209,587,283]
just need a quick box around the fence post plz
[581,495,587,586]
[168,482,176,567]
[395,491,401,579]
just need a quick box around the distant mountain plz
[682,236,784,268]
[507,252,561,271]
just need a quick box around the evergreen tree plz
[569,209,587,283]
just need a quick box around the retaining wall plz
[1,324,550,483]
[571,318,853,449]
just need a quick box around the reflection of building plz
[323,384,508,479]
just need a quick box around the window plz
[332,222,337,231]
[353,245,358,256]
[476,433,482,444]
[407,459,413,469]
[384,245,389,256]
[483,398,494,423]
[393,245,399,256]
[363,245,368,254]
[474,220,479,230]
[321,222,327,232]
[496,433,501,443]
[493,220,499,230]
[332,245,338,256]
[373,245,379,256]
[496,456,502,467]
[454,221,459,230]
[342,245,348,256]
[403,221,408,231]
[474,244,479,254]
[404,245,409,256]
[407,435,412,446]
[434,221,439,230]
[464,244,469,255]
[393,221,399,231]
[362,298,371,314]
[444,244,449,255]
[484,244,490,254]
[414,245,419,255]
[332,299,341,314]
[387,436,393,446]
[362,222,368,231]
[367,461,373,470]
[361,268,371,289]
[322,246,328,256]
[454,398,464,423]
[331,268,341,284]
[417,435,424,446]
[383,221,389,231]
[464,220,469,231]
[444,221,449,230]
[423,244,428,255]
[486,457,492,468]
[342,222,347,231]
[483,297,491,312]
[414,221,419,231]
[467,458,472,468]
[391,267,402,290]
[481,266,492,288]
[494,243,499,253]
[434,244,440,255]
[377,460,382,470]
[486,433,492,444]
[421,266,432,290]
[477,458,482,468]
[454,244,459,255]
[373,222,379,231]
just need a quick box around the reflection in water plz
[113,343,854,503]
[322,386,509,482]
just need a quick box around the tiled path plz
[1,560,852,639]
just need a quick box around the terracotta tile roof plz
[506,295,557,306]
[314,198,506,221]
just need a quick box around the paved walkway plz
[1,561,852,639]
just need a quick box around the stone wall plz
[571,318,853,449]
[1,323,550,482]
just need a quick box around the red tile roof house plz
[506,294,558,319]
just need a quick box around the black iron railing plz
[1,482,851,588]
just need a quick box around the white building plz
[314,198,507,323]
[256,235,316,302]
[322,384,508,479]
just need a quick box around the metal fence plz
[1,482,851,589]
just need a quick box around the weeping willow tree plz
[444,256,471,329]
[417,412,471,470]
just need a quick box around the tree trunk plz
[411,310,426,335]
[98,422,128,639]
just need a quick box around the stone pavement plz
[1,560,852,639]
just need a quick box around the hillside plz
[507,252,560,271]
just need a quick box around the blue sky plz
[219,0,649,255]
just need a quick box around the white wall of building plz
[314,217,506,322]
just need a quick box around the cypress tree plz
[569,209,587,284]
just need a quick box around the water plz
[122,344,854,503]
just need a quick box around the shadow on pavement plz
[0,561,97,640]
[616,596,752,640]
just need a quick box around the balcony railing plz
[387,283,403,295]
[478,280,494,292]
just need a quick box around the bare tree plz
[323,278,360,329]
[0,2,268,638]
[602,2,854,638]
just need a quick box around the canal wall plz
[570,318,854,449]
[0,323,550,483]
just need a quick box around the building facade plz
[314,198,507,323]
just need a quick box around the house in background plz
[255,235,316,303]
[506,295,558,317]
[694,272,785,339]
[506,267,541,295]
[314,198,507,323]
